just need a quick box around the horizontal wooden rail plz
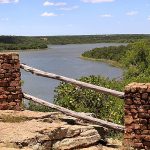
[23,93,125,132]
[20,64,124,98]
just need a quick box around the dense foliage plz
[0,36,47,50]
[122,41,150,80]
[82,45,127,62]
[54,76,124,124]
[54,40,150,125]
[45,34,150,44]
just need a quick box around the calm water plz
[19,43,124,102]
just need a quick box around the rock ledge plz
[0,110,122,150]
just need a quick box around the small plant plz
[27,101,54,112]
[107,130,124,140]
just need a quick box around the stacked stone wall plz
[0,53,22,110]
[124,83,150,149]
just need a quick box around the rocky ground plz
[0,110,122,150]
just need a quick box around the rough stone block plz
[0,53,22,110]
[124,83,150,149]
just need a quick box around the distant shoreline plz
[80,55,123,68]
[0,48,48,53]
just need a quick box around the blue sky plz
[0,0,150,36]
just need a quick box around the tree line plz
[1,34,150,50]
[0,36,47,51]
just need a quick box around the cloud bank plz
[0,0,19,3]
[81,0,114,3]
[59,5,79,11]
[126,11,138,16]
[41,12,58,17]
[43,1,66,7]
[100,14,112,18]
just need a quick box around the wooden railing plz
[21,63,125,132]
[21,64,124,98]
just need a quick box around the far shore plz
[0,48,49,53]
[80,55,123,68]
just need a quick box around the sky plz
[0,0,150,36]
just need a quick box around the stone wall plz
[124,83,150,149]
[0,53,22,110]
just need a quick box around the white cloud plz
[0,0,19,3]
[81,0,114,3]
[59,5,79,11]
[126,11,138,16]
[100,14,112,18]
[41,12,58,17]
[43,1,67,6]
[148,16,150,21]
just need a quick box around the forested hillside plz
[44,34,150,44]
[1,34,150,50]
[0,36,47,50]
[82,40,150,82]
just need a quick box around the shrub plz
[54,76,124,125]
[27,101,54,112]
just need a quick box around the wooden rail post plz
[23,93,125,132]
[20,63,124,99]
[124,83,150,149]
[0,53,22,110]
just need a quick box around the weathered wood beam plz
[21,64,124,98]
[23,93,125,132]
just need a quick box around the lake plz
[19,43,124,102]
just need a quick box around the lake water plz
[19,43,124,102]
